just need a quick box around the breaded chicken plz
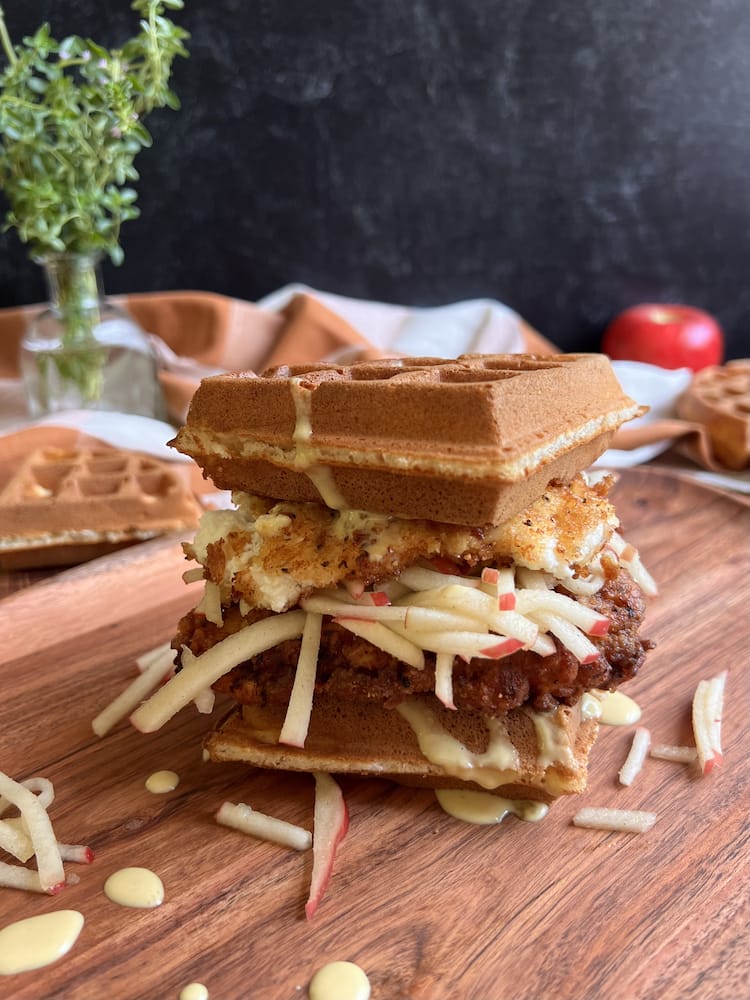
[186,474,618,613]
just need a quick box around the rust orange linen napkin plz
[610,420,730,473]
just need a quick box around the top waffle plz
[0,446,203,569]
[171,353,644,525]
[676,360,750,470]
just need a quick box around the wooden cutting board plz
[0,468,747,1000]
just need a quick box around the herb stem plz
[0,8,17,67]
[148,4,162,109]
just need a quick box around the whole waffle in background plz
[0,447,203,570]
[676,360,750,470]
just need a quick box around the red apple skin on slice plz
[305,772,349,920]
[703,751,723,775]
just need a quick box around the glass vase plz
[19,252,167,420]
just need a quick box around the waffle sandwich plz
[131,354,656,803]
[0,447,202,570]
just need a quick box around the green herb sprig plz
[0,0,189,265]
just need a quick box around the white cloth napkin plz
[258,284,526,358]
[598,363,693,467]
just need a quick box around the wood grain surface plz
[0,468,747,1000]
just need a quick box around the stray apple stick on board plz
[306,772,349,920]
[215,802,312,852]
[0,772,64,892]
[618,727,651,786]
[692,671,727,775]
[572,808,657,834]
[212,774,349,917]
[649,745,698,764]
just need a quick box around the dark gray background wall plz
[1,1,748,358]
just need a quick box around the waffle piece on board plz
[171,353,643,526]
[676,360,750,470]
[0,447,203,570]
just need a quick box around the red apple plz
[602,304,724,372]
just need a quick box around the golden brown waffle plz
[0,447,203,570]
[676,360,750,470]
[205,695,598,801]
[172,353,643,525]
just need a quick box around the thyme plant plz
[0,1,188,402]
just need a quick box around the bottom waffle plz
[0,446,203,570]
[204,694,599,802]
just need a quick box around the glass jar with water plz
[19,252,166,420]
